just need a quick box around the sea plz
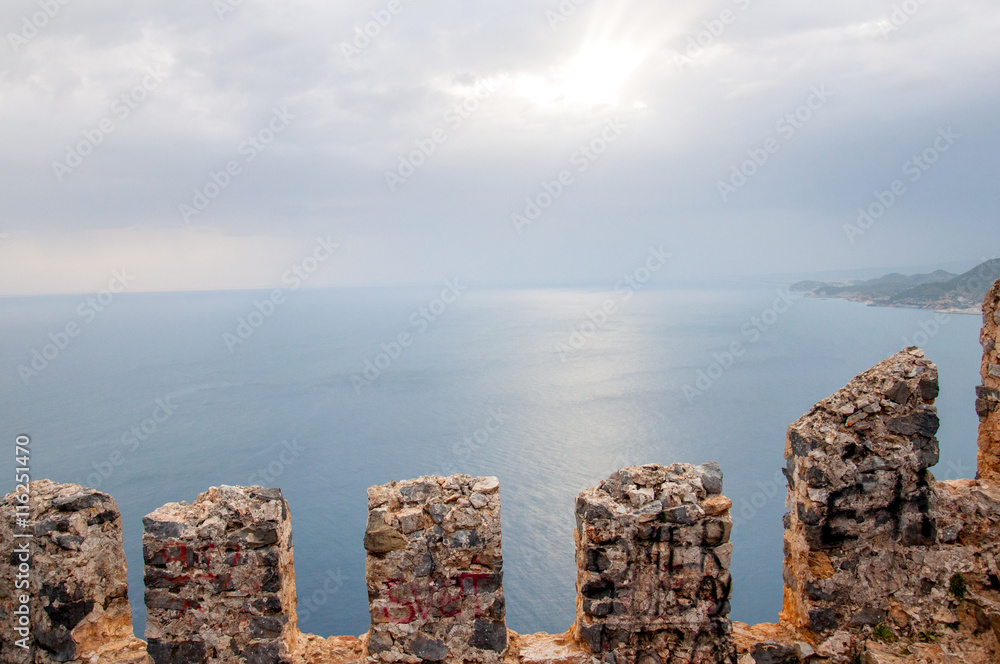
[0,283,985,638]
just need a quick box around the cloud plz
[0,227,317,295]
[1,0,998,293]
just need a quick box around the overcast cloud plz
[1,0,998,295]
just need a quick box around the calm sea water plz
[0,284,984,637]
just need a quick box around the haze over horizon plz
[2,0,998,296]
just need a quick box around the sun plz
[517,42,646,107]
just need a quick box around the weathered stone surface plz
[978,279,1000,483]
[364,516,409,554]
[0,480,150,664]
[781,349,943,633]
[291,633,364,664]
[410,635,449,661]
[774,342,1000,664]
[861,638,995,664]
[142,485,297,664]
[860,641,906,664]
[733,622,814,664]
[365,475,506,664]
[573,463,737,664]
[512,632,592,664]
[750,641,798,664]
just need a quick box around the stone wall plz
[977,279,1000,483]
[364,475,506,664]
[573,463,736,664]
[3,278,1000,664]
[781,347,943,638]
[760,284,1000,663]
[0,481,148,664]
[142,485,298,664]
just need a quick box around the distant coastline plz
[792,258,1000,314]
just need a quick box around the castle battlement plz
[3,280,1000,664]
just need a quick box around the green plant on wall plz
[872,623,895,643]
[950,572,967,600]
[918,630,941,643]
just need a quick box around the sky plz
[1,0,998,295]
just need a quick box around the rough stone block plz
[781,349,942,634]
[573,463,737,664]
[776,338,1000,664]
[978,278,1000,483]
[0,480,149,664]
[142,485,297,664]
[365,475,506,664]
[750,640,799,664]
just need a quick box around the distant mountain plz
[795,259,1000,312]
[789,280,829,293]
[812,270,956,298]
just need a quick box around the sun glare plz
[517,42,646,107]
